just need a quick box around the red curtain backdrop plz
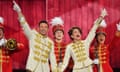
[0,0,120,69]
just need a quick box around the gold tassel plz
[99,45,103,72]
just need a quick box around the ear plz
[71,35,74,39]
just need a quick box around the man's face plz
[97,34,106,44]
[71,29,81,41]
[0,28,4,39]
[54,30,64,40]
[39,23,49,36]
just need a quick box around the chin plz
[99,41,104,44]
[41,33,47,36]
[77,38,81,40]
[75,38,80,41]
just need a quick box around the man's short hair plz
[68,27,82,40]
[39,20,49,27]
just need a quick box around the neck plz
[98,42,104,45]
[97,43,104,47]
[73,39,80,43]
[40,33,47,38]
[43,35,47,38]
[55,39,62,43]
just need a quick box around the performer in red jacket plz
[90,20,120,72]
[110,23,120,69]
[51,17,73,72]
[0,16,23,72]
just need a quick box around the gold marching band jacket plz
[18,15,57,72]
[90,44,113,72]
[0,38,19,72]
[0,39,12,72]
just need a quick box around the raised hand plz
[100,8,108,18]
[116,22,120,31]
[99,19,107,28]
[94,8,108,25]
[13,0,21,12]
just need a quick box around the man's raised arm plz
[13,1,32,39]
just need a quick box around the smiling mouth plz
[41,30,46,32]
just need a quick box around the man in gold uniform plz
[13,1,57,72]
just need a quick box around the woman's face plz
[97,34,106,44]
[71,29,81,41]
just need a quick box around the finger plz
[13,0,16,4]
[13,0,18,6]
[102,8,108,16]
